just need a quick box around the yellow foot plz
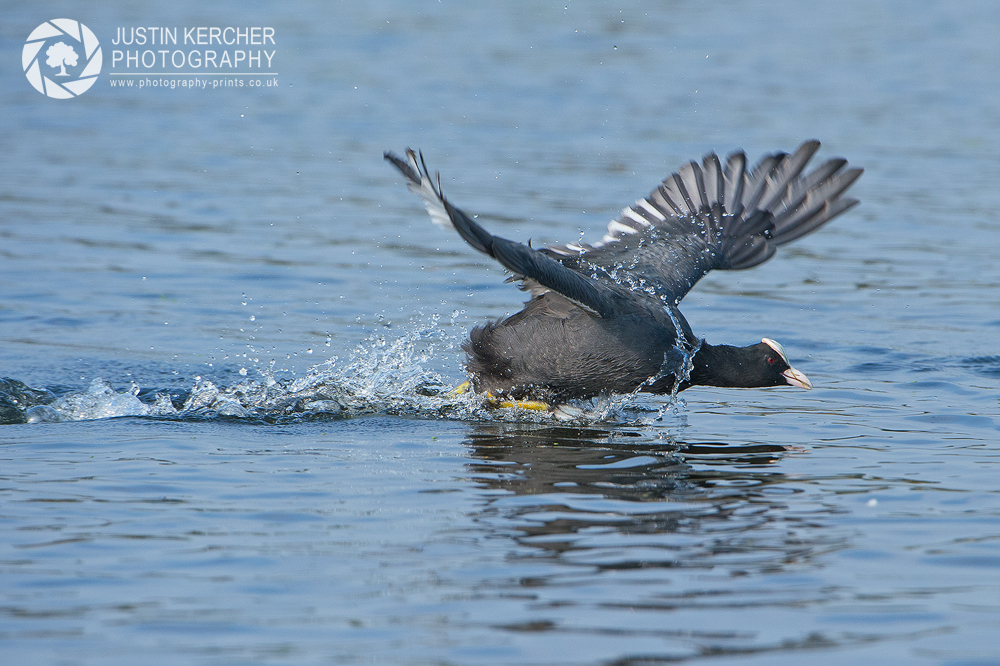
[481,391,550,411]
[496,399,549,411]
[453,382,553,413]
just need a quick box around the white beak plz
[762,338,812,389]
[782,367,813,390]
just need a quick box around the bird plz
[385,141,862,408]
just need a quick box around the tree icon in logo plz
[23,19,102,99]
[46,42,78,77]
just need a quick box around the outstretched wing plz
[544,141,863,304]
[385,149,626,318]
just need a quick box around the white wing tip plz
[607,219,642,237]
[400,150,454,230]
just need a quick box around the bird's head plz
[757,338,812,389]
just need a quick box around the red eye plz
[766,356,776,364]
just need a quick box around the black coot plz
[385,141,862,404]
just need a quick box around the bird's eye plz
[766,356,775,364]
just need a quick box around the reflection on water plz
[467,426,694,500]
[464,426,844,572]
[456,426,869,660]
[466,427,790,497]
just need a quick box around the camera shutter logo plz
[23,19,102,99]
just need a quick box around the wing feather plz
[385,149,624,318]
[543,141,863,303]
[387,142,863,310]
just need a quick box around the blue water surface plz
[1,1,999,664]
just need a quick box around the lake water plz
[2,1,999,664]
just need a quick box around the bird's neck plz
[685,343,756,388]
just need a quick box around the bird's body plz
[464,289,693,401]
[385,141,861,404]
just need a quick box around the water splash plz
[24,379,177,423]
[2,319,686,427]
[178,322,477,421]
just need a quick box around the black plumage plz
[385,142,862,403]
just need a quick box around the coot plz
[385,141,861,404]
